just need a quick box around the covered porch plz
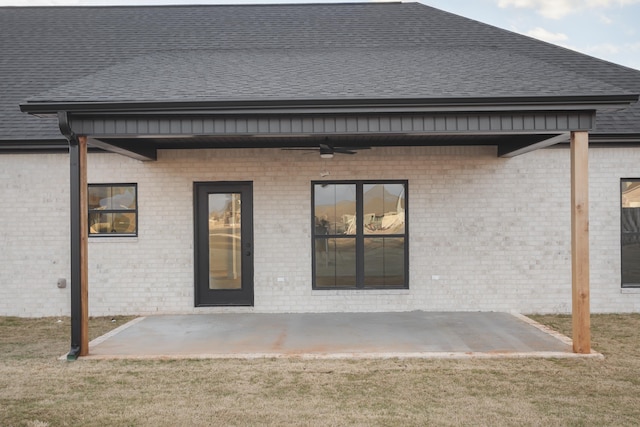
[21,95,638,359]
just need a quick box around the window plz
[621,179,640,287]
[312,181,408,289]
[88,184,138,236]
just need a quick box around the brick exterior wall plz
[1,146,639,316]
[0,154,71,317]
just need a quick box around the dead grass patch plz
[0,316,135,360]
[1,314,640,426]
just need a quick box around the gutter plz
[587,133,640,144]
[59,111,83,361]
[20,94,640,117]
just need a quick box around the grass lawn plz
[1,314,640,426]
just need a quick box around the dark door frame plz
[194,181,254,306]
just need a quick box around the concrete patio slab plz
[80,311,602,360]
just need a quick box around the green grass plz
[1,314,640,426]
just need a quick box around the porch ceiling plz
[94,133,556,158]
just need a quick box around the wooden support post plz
[68,135,89,359]
[571,131,591,354]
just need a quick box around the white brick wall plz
[0,154,70,317]
[1,145,639,316]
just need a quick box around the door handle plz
[245,251,251,256]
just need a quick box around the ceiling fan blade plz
[333,146,371,154]
[282,145,371,155]
[337,146,371,151]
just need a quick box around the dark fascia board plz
[0,138,68,149]
[589,133,640,143]
[0,139,68,154]
[0,139,110,154]
[20,94,639,116]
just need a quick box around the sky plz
[1,0,639,71]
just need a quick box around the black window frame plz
[311,180,409,290]
[88,183,138,237]
[621,178,640,288]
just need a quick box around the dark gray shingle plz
[2,3,639,141]
[29,47,631,103]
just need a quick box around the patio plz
[80,311,600,360]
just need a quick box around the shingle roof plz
[2,2,640,142]
[28,48,630,103]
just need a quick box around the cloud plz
[497,0,574,19]
[583,41,640,69]
[498,0,640,19]
[587,41,640,55]
[586,42,622,55]
[526,27,569,42]
[599,14,614,24]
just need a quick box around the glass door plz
[194,182,253,306]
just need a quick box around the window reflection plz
[314,184,356,235]
[363,237,405,287]
[363,184,405,235]
[208,193,242,290]
[622,242,640,285]
[312,181,408,289]
[622,181,640,208]
[88,184,137,235]
[89,212,136,234]
[88,186,136,210]
[315,238,357,287]
[622,180,640,286]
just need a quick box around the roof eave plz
[590,133,640,143]
[20,94,639,116]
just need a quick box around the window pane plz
[88,186,110,210]
[314,184,356,235]
[88,185,136,210]
[89,212,109,234]
[208,193,242,290]
[363,237,405,287]
[621,208,640,234]
[622,180,640,286]
[315,238,356,287]
[363,183,405,235]
[89,212,136,234]
[622,181,640,208]
[622,237,640,285]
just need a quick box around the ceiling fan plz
[283,143,370,159]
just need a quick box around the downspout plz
[59,111,83,360]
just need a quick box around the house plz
[1,3,639,356]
